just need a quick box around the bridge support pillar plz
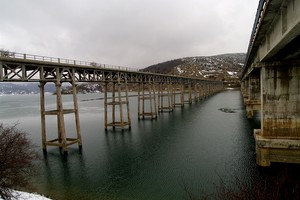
[199,84,205,99]
[245,73,261,118]
[241,78,249,103]
[173,83,184,107]
[203,83,209,98]
[138,83,157,119]
[184,83,193,104]
[194,84,200,102]
[158,83,173,112]
[255,62,300,166]
[208,84,212,96]
[104,82,131,130]
[39,79,82,154]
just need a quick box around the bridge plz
[0,51,223,153]
[241,0,300,166]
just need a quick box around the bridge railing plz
[0,50,224,84]
[0,50,140,72]
[242,0,268,80]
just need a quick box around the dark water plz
[1,89,295,199]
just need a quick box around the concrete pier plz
[255,62,300,166]
[245,73,261,118]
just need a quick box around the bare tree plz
[0,123,39,200]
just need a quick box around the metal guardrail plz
[0,50,140,72]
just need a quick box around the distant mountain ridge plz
[0,83,55,95]
[0,82,102,95]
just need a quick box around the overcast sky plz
[0,0,258,68]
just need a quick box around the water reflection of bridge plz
[0,52,223,153]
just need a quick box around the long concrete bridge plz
[0,51,223,153]
[241,0,300,166]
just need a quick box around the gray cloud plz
[0,0,258,68]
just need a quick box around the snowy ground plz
[0,190,51,200]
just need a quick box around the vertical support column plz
[104,83,108,130]
[202,83,207,98]
[158,83,162,112]
[39,82,46,152]
[158,83,173,112]
[39,69,83,153]
[199,84,203,100]
[242,78,250,103]
[71,78,82,149]
[117,83,124,129]
[184,83,192,104]
[112,83,116,127]
[173,83,184,107]
[188,83,193,104]
[197,84,201,100]
[0,62,3,81]
[105,81,131,130]
[55,79,68,152]
[194,84,199,102]
[153,84,158,115]
[180,84,184,105]
[245,73,261,118]
[142,83,145,117]
[138,83,141,118]
[168,83,173,109]
[255,62,300,166]
[207,84,211,96]
[125,82,131,128]
[138,83,157,119]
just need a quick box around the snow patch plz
[176,67,184,74]
[0,190,52,200]
[227,71,237,75]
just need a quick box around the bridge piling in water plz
[138,82,157,119]
[39,78,82,153]
[245,73,261,118]
[173,83,184,107]
[254,62,300,166]
[183,83,193,104]
[158,83,173,112]
[104,82,131,130]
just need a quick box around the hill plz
[141,53,246,87]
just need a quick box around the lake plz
[1,89,299,199]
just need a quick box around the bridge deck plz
[0,51,221,84]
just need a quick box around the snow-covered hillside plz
[142,53,246,86]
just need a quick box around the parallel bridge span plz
[241,0,300,166]
[0,51,223,153]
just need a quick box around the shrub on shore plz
[0,123,39,200]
